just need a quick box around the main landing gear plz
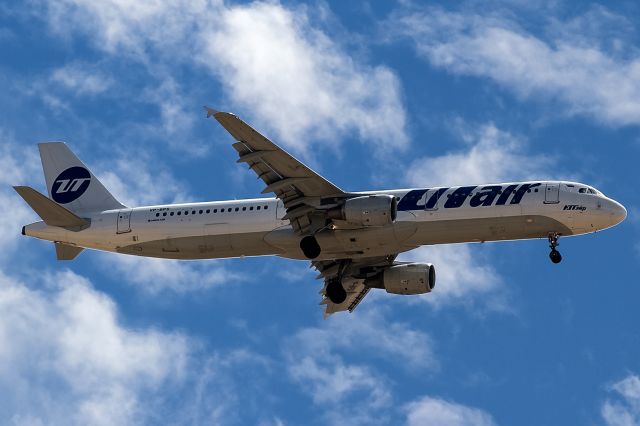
[300,235,321,259]
[326,278,347,304]
[548,233,562,264]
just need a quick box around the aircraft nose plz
[607,199,627,225]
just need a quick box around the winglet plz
[204,106,219,118]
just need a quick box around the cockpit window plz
[579,187,599,195]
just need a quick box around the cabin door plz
[117,209,132,234]
[544,183,560,204]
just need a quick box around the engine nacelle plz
[328,195,397,227]
[365,263,436,295]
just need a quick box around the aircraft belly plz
[265,222,419,261]
[117,231,279,259]
[407,214,573,245]
[116,214,572,260]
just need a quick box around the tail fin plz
[38,142,125,213]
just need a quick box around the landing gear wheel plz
[300,235,321,259]
[548,233,562,264]
[326,279,347,304]
[549,249,562,264]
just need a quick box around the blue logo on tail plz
[52,167,91,203]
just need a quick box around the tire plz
[549,250,562,264]
[300,235,321,259]
[326,279,347,304]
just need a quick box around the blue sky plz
[1,0,639,425]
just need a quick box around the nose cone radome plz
[607,199,627,226]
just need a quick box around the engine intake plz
[365,263,436,295]
[328,195,397,227]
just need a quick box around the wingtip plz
[13,186,27,196]
[203,106,218,118]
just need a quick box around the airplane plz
[14,108,627,316]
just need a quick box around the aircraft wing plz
[313,255,397,317]
[206,108,345,235]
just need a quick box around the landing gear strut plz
[548,233,562,264]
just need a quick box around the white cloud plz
[0,135,45,262]
[97,154,192,207]
[200,2,408,152]
[390,5,640,127]
[0,270,190,425]
[0,266,281,425]
[289,308,436,370]
[404,396,497,426]
[41,0,408,154]
[283,308,435,425]
[406,121,552,187]
[99,253,241,294]
[142,78,208,156]
[50,63,113,96]
[288,356,390,408]
[602,374,640,426]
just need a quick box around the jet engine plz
[328,195,397,227]
[365,263,436,295]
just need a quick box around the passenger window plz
[185,211,189,215]
[163,212,167,217]
[206,209,210,214]
[199,210,203,214]
[228,208,232,212]
[156,213,159,217]
[250,206,254,211]
[257,206,261,210]
[235,207,239,212]
[178,211,182,216]
[264,205,268,209]
[170,212,174,216]
[192,211,196,215]
[242,207,246,211]
[213,209,217,213]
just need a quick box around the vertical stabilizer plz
[38,142,125,213]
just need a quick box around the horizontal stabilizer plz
[13,186,89,230]
[55,242,84,260]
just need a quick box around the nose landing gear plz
[548,233,562,264]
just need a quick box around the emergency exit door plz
[117,209,132,233]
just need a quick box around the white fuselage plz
[24,181,627,261]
